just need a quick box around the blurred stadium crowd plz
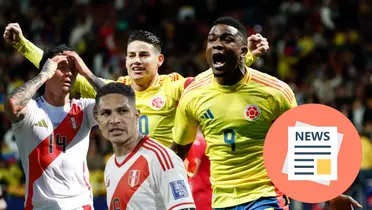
[1,0,372,209]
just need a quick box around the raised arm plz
[3,23,43,68]
[4,57,63,122]
[244,33,269,66]
[64,51,106,92]
[3,23,113,99]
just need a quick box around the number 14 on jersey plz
[49,133,67,154]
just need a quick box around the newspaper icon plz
[282,121,343,185]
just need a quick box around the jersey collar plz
[212,66,251,93]
[114,135,149,168]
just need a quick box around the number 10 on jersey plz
[138,115,149,135]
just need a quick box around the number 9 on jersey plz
[224,129,236,152]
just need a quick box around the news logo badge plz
[263,104,362,203]
[287,125,338,181]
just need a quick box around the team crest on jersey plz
[244,104,261,121]
[150,96,165,110]
[128,170,140,188]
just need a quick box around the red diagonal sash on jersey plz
[110,156,149,210]
[25,104,84,210]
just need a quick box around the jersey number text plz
[49,134,67,153]
[224,129,236,152]
[138,115,149,135]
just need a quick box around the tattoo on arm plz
[85,72,106,92]
[5,73,48,122]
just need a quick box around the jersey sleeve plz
[154,150,196,210]
[166,72,197,102]
[12,99,39,131]
[244,50,259,67]
[271,81,298,119]
[13,37,43,68]
[81,98,97,128]
[74,75,114,99]
[173,94,199,146]
[168,77,196,103]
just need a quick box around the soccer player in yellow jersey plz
[171,16,362,210]
[3,23,266,148]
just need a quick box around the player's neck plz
[112,134,143,156]
[131,73,159,91]
[215,65,246,86]
[43,89,69,107]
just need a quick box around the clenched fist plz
[247,33,269,57]
[3,23,23,45]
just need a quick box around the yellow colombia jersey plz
[116,74,186,147]
[173,67,297,208]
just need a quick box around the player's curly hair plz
[127,30,162,52]
[38,44,73,71]
[212,16,248,45]
[95,82,136,109]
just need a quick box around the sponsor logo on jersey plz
[244,104,261,121]
[150,96,165,110]
[170,180,189,200]
[34,119,48,128]
[201,109,214,119]
[128,170,140,188]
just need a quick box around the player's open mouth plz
[212,53,226,69]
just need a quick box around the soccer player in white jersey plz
[4,45,106,210]
[93,82,196,210]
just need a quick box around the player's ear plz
[93,106,103,129]
[157,54,164,68]
[240,46,248,58]
[135,109,140,119]
[93,106,98,121]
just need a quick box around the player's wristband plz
[40,59,57,79]
[13,36,26,50]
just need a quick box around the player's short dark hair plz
[95,82,136,109]
[127,30,162,52]
[212,16,248,45]
[39,44,73,71]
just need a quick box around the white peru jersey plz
[12,96,97,210]
[104,136,195,210]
